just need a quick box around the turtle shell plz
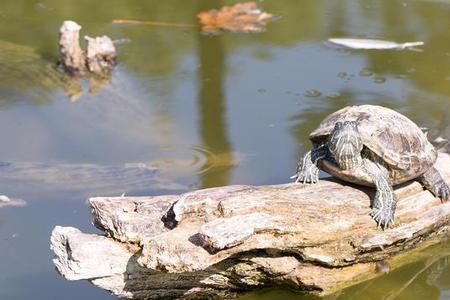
[310,105,437,173]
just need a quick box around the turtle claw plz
[436,181,450,203]
[294,149,325,184]
[419,168,450,203]
[294,165,319,184]
[369,208,394,230]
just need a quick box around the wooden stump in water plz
[58,20,117,76]
[58,21,86,73]
[85,36,117,75]
[50,153,450,299]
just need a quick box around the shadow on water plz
[238,242,450,300]
[0,40,62,106]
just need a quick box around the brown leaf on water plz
[197,2,275,34]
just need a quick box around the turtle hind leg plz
[293,145,328,184]
[363,159,397,229]
[419,167,450,202]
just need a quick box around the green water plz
[0,0,449,299]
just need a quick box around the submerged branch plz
[112,19,199,28]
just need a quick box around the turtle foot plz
[436,181,450,202]
[293,165,319,184]
[419,167,450,203]
[369,207,394,230]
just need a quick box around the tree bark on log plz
[50,153,450,299]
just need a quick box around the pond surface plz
[0,0,449,299]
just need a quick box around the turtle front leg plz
[419,167,450,202]
[293,145,328,184]
[363,159,397,229]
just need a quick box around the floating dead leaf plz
[197,2,275,34]
[328,38,424,50]
[0,195,26,208]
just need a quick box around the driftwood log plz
[50,153,450,299]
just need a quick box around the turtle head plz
[328,121,363,170]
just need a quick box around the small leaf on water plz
[0,195,11,202]
[197,2,275,34]
[359,68,374,77]
[328,38,424,50]
[304,89,321,98]
[374,76,386,84]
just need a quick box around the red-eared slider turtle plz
[292,105,450,229]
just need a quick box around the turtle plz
[292,105,450,229]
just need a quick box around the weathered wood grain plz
[51,153,450,299]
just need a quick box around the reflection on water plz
[238,243,450,300]
[0,0,449,299]
[0,40,62,106]
[338,246,450,300]
[0,161,183,196]
[196,3,234,188]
